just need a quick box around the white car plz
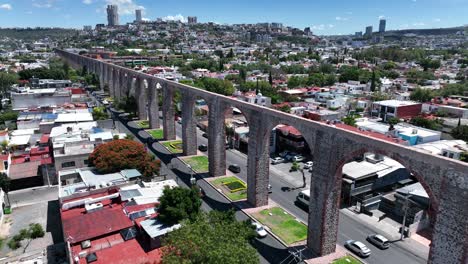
[252,222,268,238]
[367,234,390,249]
[344,240,371,257]
[271,157,285,165]
[292,155,305,162]
[303,161,314,169]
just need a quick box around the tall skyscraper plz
[135,9,142,22]
[365,26,373,38]
[187,16,198,24]
[379,19,386,33]
[106,5,119,26]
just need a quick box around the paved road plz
[112,108,429,264]
[111,110,295,264]
[172,121,429,264]
[8,186,59,208]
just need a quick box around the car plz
[344,240,371,258]
[202,133,208,138]
[303,161,314,169]
[279,151,289,158]
[268,184,272,193]
[367,234,390,249]
[292,155,305,162]
[198,144,208,152]
[251,222,268,238]
[271,157,285,165]
[228,164,241,173]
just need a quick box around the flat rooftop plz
[343,155,405,180]
[374,100,420,107]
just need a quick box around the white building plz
[413,140,467,160]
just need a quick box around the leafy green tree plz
[162,210,258,264]
[410,116,442,130]
[158,187,202,225]
[92,107,109,120]
[0,172,11,206]
[342,115,357,126]
[194,77,235,96]
[451,125,468,142]
[287,76,307,88]
[338,66,360,83]
[370,70,377,92]
[307,73,325,87]
[410,88,434,103]
[227,48,234,58]
[388,117,400,125]
[0,72,18,95]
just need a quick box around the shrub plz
[7,239,21,250]
[29,223,45,238]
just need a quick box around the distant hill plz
[0,27,77,40]
[385,26,466,36]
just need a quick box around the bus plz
[295,189,310,209]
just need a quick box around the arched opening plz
[332,149,435,262]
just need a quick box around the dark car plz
[202,133,208,138]
[198,144,208,152]
[228,164,241,173]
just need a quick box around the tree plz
[342,115,357,126]
[92,107,109,120]
[88,139,160,179]
[410,116,443,130]
[0,172,11,206]
[194,77,235,96]
[227,48,234,58]
[162,210,258,264]
[268,71,273,86]
[410,87,434,103]
[370,70,377,92]
[451,125,468,142]
[158,186,202,225]
[388,117,399,125]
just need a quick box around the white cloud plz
[413,22,425,26]
[433,18,441,22]
[83,0,93,4]
[162,14,186,23]
[105,0,145,15]
[32,0,56,8]
[335,16,349,21]
[312,24,335,31]
[0,3,11,10]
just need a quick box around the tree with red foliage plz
[88,139,160,180]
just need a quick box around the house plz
[341,153,411,211]
[413,140,467,160]
[11,88,72,110]
[371,100,422,122]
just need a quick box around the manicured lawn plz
[181,156,209,173]
[211,176,247,201]
[253,207,307,245]
[136,120,150,129]
[162,140,183,154]
[332,255,363,264]
[147,129,164,139]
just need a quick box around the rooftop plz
[343,154,405,180]
[374,100,421,107]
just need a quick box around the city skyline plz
[0,0,467,34]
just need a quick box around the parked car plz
[367,234,390,249]
[251,222,268,238]
[228,164,241,173]
[292,155,305,162]
[271,157,285,165]
[198,144,208,152]
[268,184,272,193]
[202,133,208,138]
[303,161,314,169]
[344,240,371,257]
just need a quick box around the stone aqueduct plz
[57,50,468,264]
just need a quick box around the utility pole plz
[400,191,412,240]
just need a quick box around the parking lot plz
[269,154,313,189]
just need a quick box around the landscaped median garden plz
[161,140,183,154]
[209,176,248,201]
[252,207,307,245]
[332,255,362,264]
[181,156,209,173]
[135,120,150,129]
[146,128,164,140]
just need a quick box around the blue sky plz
[0,0,467,35]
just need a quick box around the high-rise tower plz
[107,5,119,26]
